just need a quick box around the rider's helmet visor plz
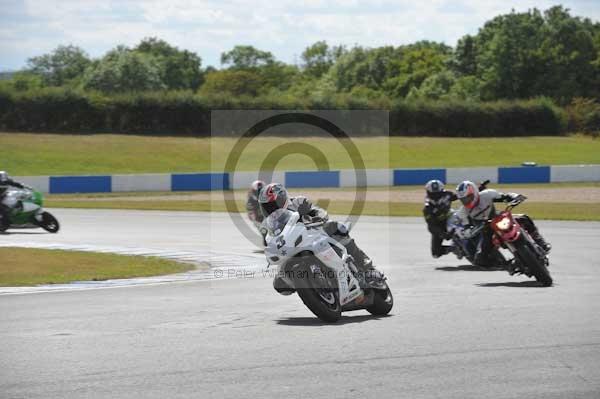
[460,193,475,206]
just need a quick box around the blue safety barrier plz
[171,173,230,191]
[393,169,446,186]
[285,171,340,188]
[498,166,550,184]
[49,176,112,194]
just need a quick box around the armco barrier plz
[14,165,599,193]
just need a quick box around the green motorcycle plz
[0,188,59,233]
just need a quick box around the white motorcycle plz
[265,209,393,322]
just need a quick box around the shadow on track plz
[276,314,392,326]
[476,281,547,288]
[436,264,504,272]
[0,231,47,235]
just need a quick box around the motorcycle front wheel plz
[296,263,342,323]
[515,237,552,286]
[37,212,60,233]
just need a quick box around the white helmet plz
[258,183,289,216]
[456,181,480,209]
[0,171,8,183]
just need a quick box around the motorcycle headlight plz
[495,217,511,231]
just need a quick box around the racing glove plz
[296,197,313,216]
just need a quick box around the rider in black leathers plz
[423,179,457,258]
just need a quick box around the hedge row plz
[0,89,567,137]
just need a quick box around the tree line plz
[0,5,598,135]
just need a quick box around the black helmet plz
[258,183,289,216]
[425,179,444,200]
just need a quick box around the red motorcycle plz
[490,199,553,286]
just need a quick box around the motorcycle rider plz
[246,180,268,245]
[455,180,551,267]
[0,171,28,227]
[258,183,384,293]
[423,179,457,258]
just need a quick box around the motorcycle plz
[447,213,506,267]
[0,188,60,233]
[489,199,552,286]
[446,179,523,268]
[448,198,552,286]
[264,209,393,322]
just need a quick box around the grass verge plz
[44,199,600,221]
[0,247,195,286]
[3,133,600,175]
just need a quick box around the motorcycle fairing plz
[265,210,364,306]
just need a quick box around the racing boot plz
[433,245,454,259]
[344,238,372,271]
[344,239,386,289]
[441,245,456,257]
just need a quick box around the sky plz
[0,0,599,71]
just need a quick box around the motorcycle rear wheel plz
[515,238,552,286]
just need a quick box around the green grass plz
[0,247,196,286]
[3,133,600,175]
[44,198,600,221]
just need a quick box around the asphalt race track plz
[1,209,599,398]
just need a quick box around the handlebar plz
[302,215,326,227]
[478,179,491,191]
[506,195,527,211]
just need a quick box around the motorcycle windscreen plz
[266,209,293,236]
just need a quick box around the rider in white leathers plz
[258,183,383,293]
